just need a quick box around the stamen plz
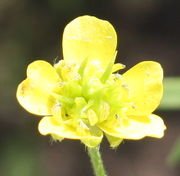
[99,102,110,122]
[87,109,98,126]
[79,120,89,130]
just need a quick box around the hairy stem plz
[87,147,107,176]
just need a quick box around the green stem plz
[87,147,107,176]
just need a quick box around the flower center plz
[52,60,128,127]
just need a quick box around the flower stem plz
[87,147,108,176]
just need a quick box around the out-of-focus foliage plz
[1,131,43,176]
[160,77,180,110]
[167,137,180,166]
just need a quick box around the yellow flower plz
[16,15,166,148]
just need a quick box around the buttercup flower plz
[17,15,166,147]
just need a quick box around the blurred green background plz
[0,0,179,176]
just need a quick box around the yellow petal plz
[99,114,166,139]
[122,61,163,116]
[27,60,60,88]
[17,60,60,115]
[38,117,103,147]
[63,15,117,68]
[17,79,56,115]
